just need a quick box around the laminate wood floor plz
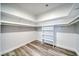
[2,40,77,56]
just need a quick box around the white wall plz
[54,25,76,51]
[75,21,79,55]
[1,25,37,54]
[56,33,77,50]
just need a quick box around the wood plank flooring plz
[2,40,77,56]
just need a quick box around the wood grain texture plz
[2,40,77,56]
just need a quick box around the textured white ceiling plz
[18,3,65,16]
[2,3,78,22]
[4,3,64,16]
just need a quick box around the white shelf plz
[41,26,55,45]
[1,21,37,27]
[69,15,79,25]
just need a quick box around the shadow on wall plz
[1,25,37,33]
[75,21,79,34]
[0,25,1,52]
[54,21,79,34]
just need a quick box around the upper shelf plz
[1,21,37,27]
[1,11,37,27]
[1,15,79,27]
[39,15,79,26]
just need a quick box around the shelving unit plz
[41,26,55,47]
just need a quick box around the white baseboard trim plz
[1,39,36,55]
[56,44,75,51]
[75,50,79,56]
[56,45,79,56]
